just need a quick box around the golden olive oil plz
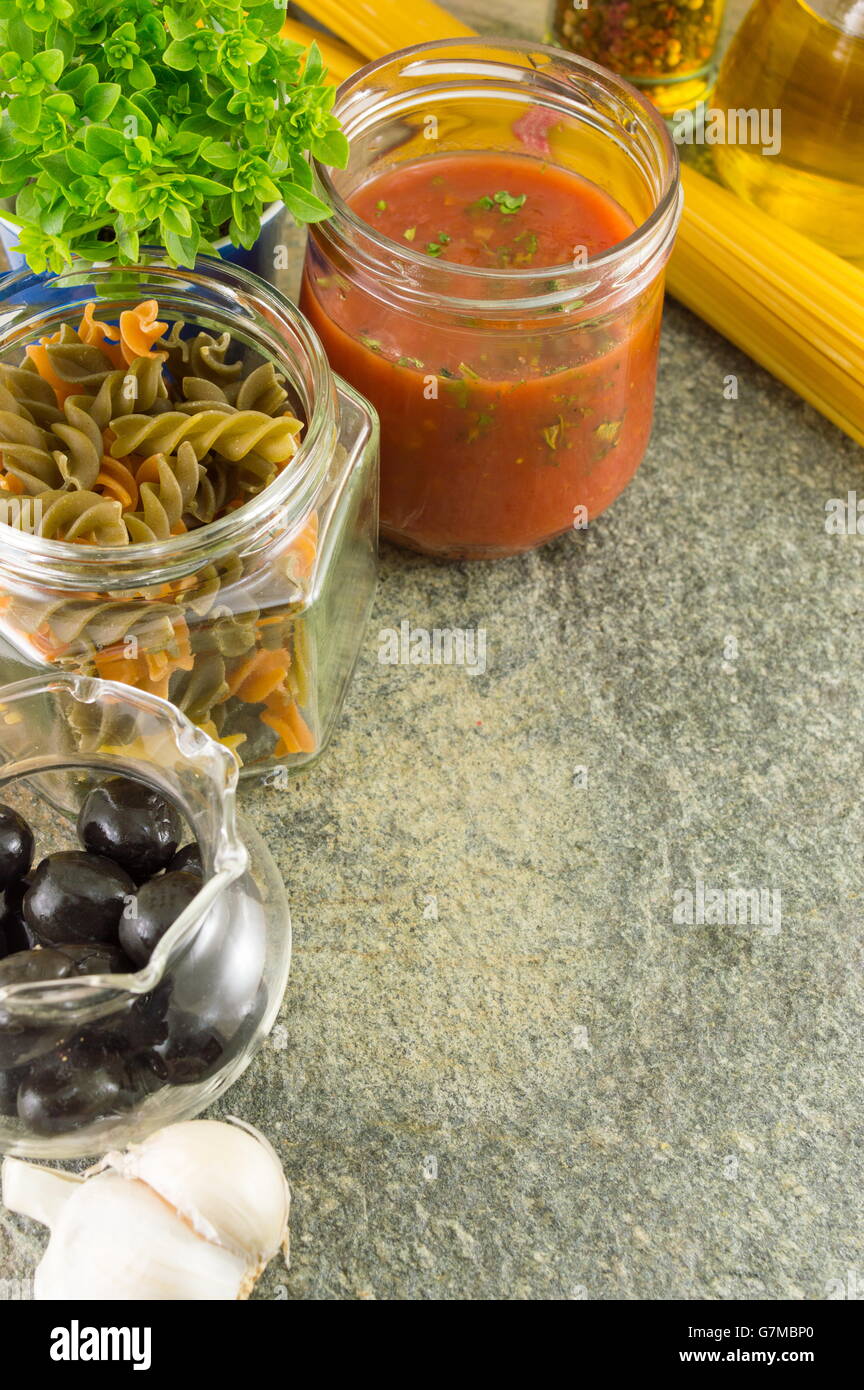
[712,0,864,263]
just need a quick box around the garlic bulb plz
[2,1118,290,1301]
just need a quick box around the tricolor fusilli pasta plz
[0,299,319,763]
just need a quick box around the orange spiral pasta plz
[94,456,140,510]
[261,688,316,756]
[77,303,125,369]
[119,299,168,365]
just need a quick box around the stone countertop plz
[2,0,863,1302]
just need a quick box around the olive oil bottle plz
[712,0,864,264]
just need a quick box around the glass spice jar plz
[0,258,379,779]
[548,0,727,116]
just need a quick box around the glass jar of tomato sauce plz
[302,38,681,561]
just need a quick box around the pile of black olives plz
[0,777,264,1137]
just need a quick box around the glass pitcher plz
[0,672,291,1158]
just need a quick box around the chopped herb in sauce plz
[542,415,567,451]
[469,191,527,217]
[425,232,451,257]
[493,191,527,214]
[403,226,416,241]
[595,419,622,445]
[514,231,539,263]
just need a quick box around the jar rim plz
[0,255,338,587]
[312,36,682,313]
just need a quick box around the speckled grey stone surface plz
[2,0,863,1302]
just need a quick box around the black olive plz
[0,1062,27,1116]
[0,947,82,1070]
[17,1039,142,1135]
[0,805,34,890]
[0,942,133,1076]
[143,978,268,1089]
[52,942,135,976]
[119,871,201,966]
[92,981,172,1054]
[144,1012,227,1086]
[24,852,136,947]
[167,842,204,878]
[77,776,183,882]
[0,945,80,1000]
[0,879,36,956]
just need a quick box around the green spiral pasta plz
[67,697,140,753]
[0,365,64,428]
[157,323,242,388]
[175,398,235,418]
[171,651,230,724]
[184,455,232,527]
[178,365,288,416]
[52,401,104,491]
[37,489,129,546]
[180,376,232,405]
[37,325,114,391]
[124,442,202,542]
[67,356,169,430]
[0,385,24,418]
[233,363,289,416]
[191,606,260,659]
[0,411,64,493]
[178,553,245,618]
[232,450,279,495]
[109,408,303,464]
[16,589,180,660]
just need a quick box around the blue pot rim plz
[0,201,283,258]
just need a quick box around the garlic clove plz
[3,1156,83,1229]
[98,1118,290,1271]
[33,1171,249,1301]
[2,1118,290,1301]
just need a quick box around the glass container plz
[712,0,864,265]
[302,38,681,560]
[548,0,727,117]
[0,672,291,1159]
[0,257,379,777]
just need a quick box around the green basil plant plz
[0,0,349,272]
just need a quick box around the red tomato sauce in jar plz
[302,152,664,558]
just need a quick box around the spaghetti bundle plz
[668,166,864,446]
[280,16,364,85]
[289,0,472,61]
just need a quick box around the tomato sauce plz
[302,153,664,558]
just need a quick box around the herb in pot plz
[0,1,349,273]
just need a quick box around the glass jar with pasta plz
[0,259,379,778]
